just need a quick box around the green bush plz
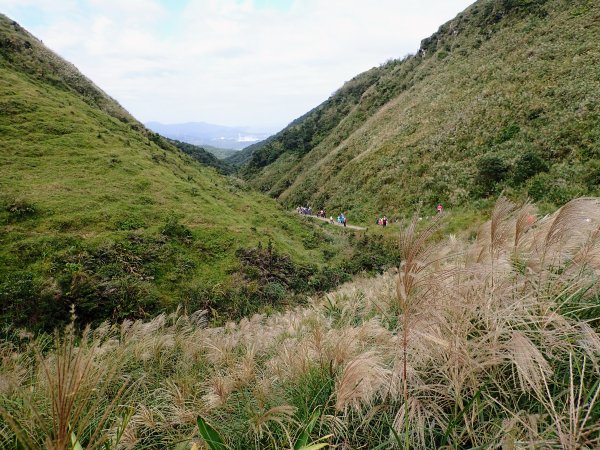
[263,281,287,302]
[476,154,510,196]
[511,150,548,185]
[527,172,552,201]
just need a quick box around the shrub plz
[511,150,548,185]
[527,172,552,201]
[476,154,510,196]
[263,281,287,302]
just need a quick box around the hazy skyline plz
[0,0,474,131]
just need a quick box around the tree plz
[476,154,510,196]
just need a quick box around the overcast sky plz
[1,0,474,131]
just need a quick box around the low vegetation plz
[2,197,599,448]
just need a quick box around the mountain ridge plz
[145,120,271,151]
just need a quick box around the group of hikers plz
[296,206,348,227]
[296,206,313,216]
[376,216,389,227]
[298,203,445,229]
[335,213,348,227]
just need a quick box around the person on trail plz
[343,216,347,227]
[437,204,443,214]
[330,216,334,224]
[383,216,388,227]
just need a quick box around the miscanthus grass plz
[1,197,600,449]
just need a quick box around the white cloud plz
[0,0,474,130]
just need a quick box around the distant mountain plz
[145,121,271,151]
[240,0,600,221]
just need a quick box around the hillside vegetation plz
[0,15,388,331]
[1,197,599,448]
[241,0,600,221]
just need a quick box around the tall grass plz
[1,197,599,448]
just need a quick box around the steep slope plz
[242,0,600,220]
[0,15,359,329]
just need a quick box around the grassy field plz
[241,0,600,223]
[1,197,598,448]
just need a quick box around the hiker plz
[437,204,443,214]
[343,215,347,227]
[329,216,334,224]
[383,216,388,227]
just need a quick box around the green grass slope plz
[0,15,371,330]
[242,0,600,221]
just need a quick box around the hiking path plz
[301,214,367,231]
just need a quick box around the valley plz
[1,0,599,448]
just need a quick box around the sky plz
[0,0,474,131]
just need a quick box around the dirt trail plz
[300,214,367,231]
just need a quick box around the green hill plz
[241,0,600,221]
[0,15,378,330]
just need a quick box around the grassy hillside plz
[2,197,599,448]
[242,0,600,221]
[0,15,385,330]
